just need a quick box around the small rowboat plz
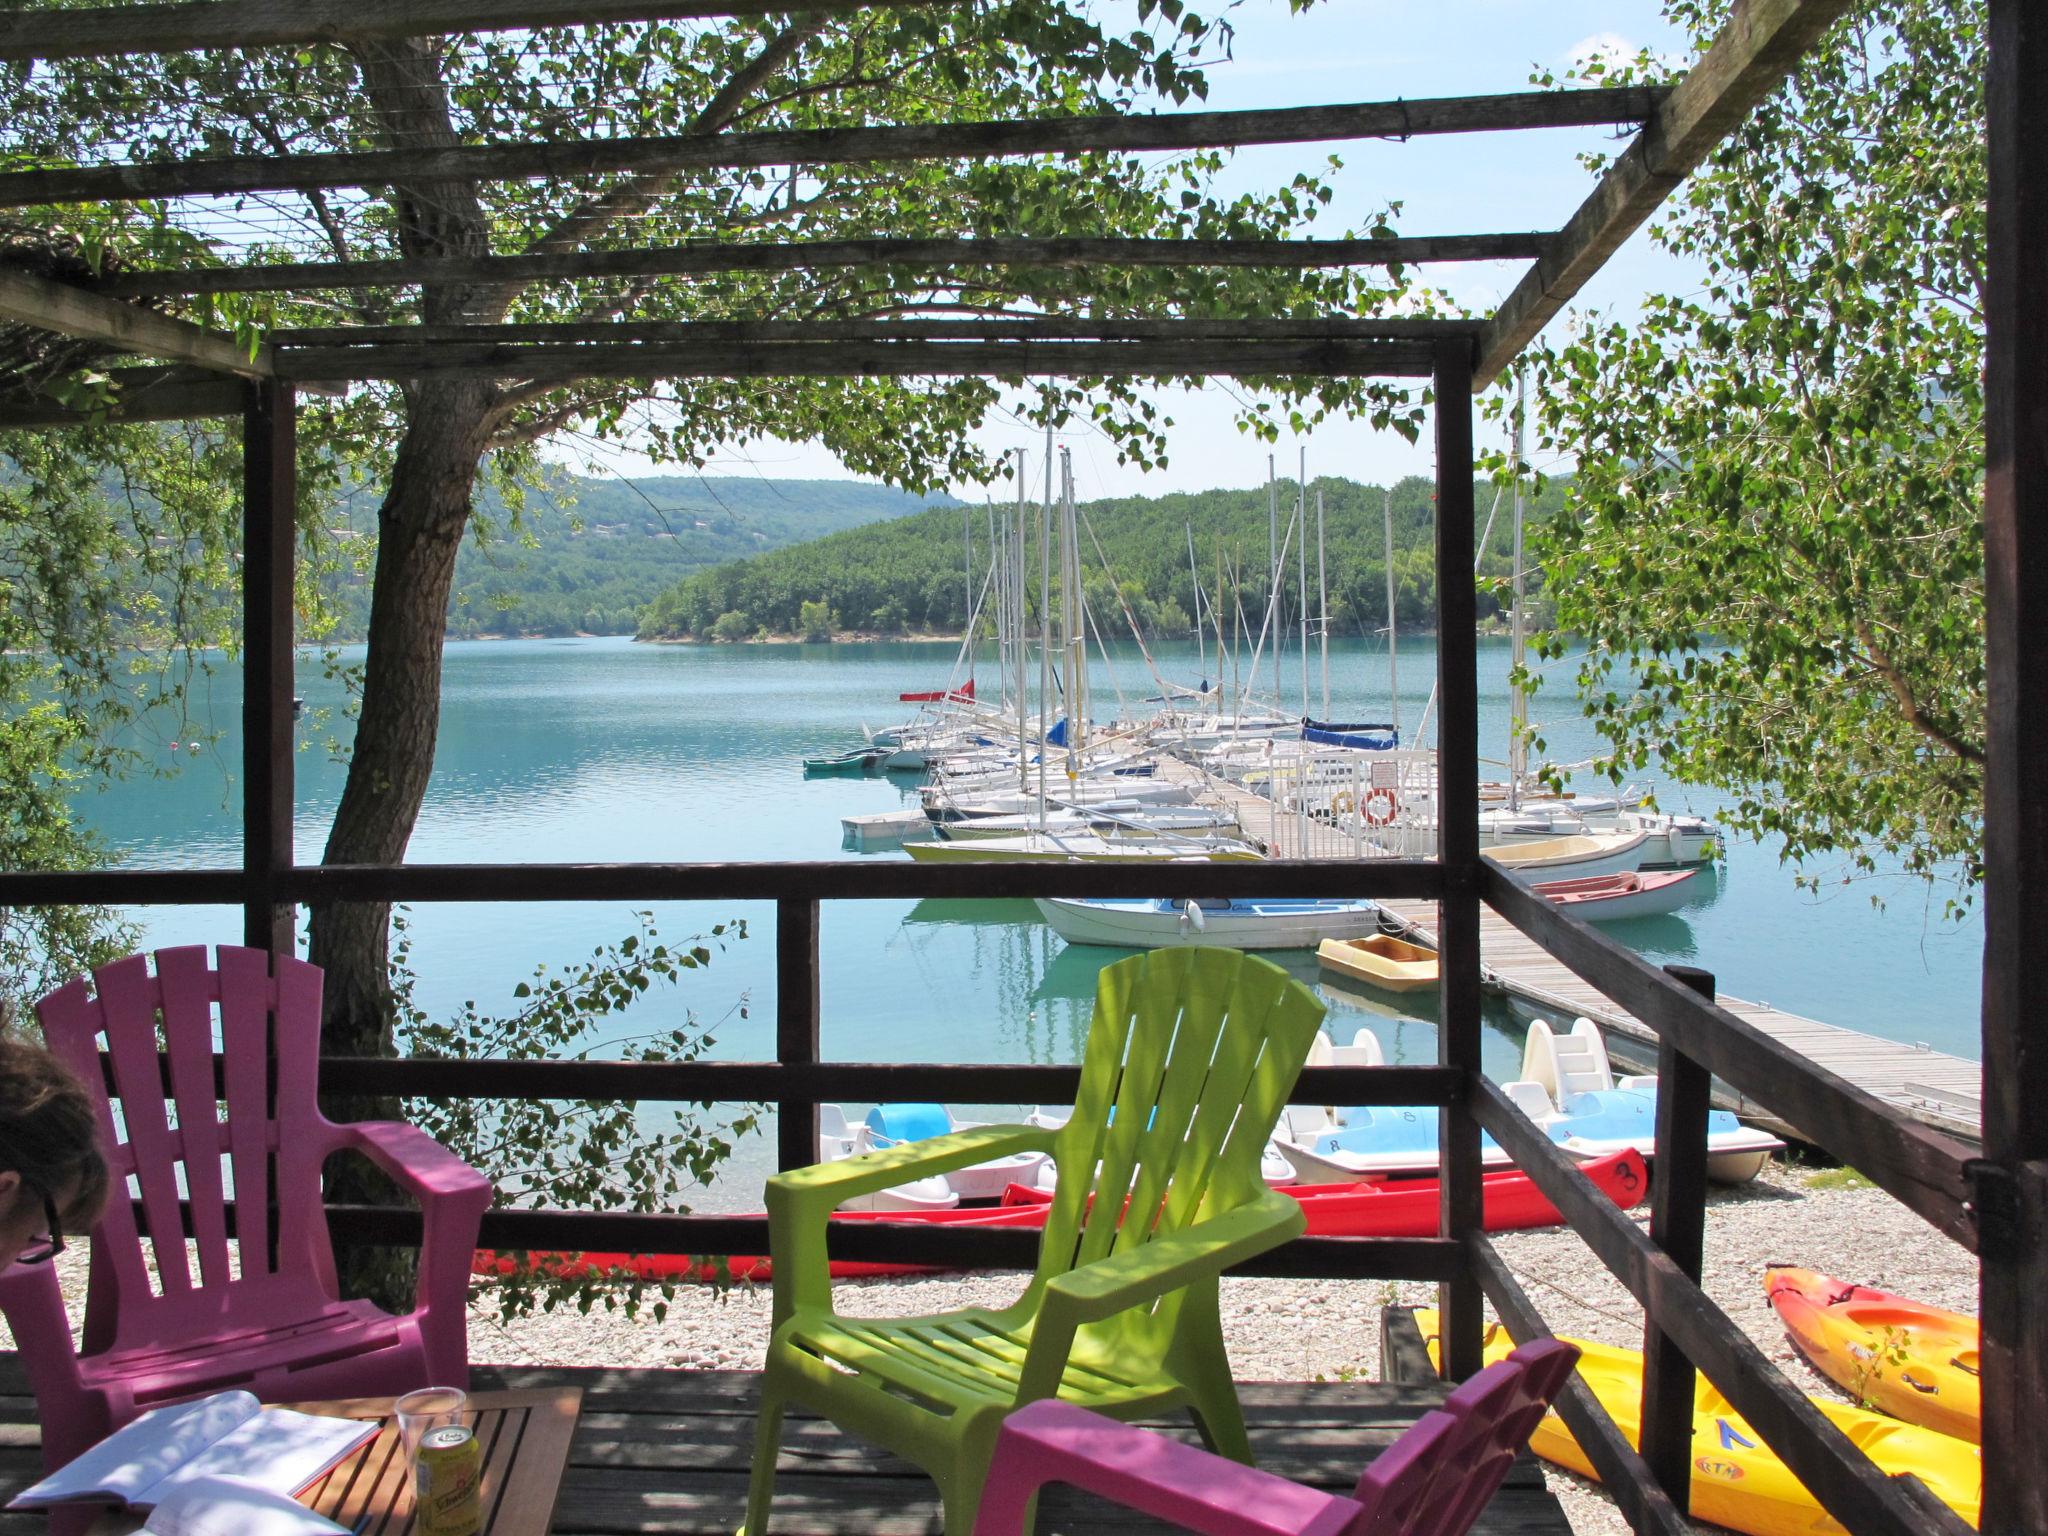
[802,745,889,776]
[1316,933,1438,992]
[1483,829,1649,880]
[1766,1266,1980,1442]
[1533,868,1698,921]
[1414,1311,1982,1536]
[472,1149,1648,1287]
[1036,896,1383,951]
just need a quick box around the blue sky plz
[558,1,1700,500]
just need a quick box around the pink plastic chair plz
[0,945,493,1476]
[973,1338,1579,1536]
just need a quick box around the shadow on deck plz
[0,1355,1574,1535]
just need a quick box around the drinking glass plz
[395,1385,468,1466]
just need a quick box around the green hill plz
[637,474,1566,641]
[319,474,962,639]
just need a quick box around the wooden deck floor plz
[0,1355,1572,1535]
[1376,898,1983,1143]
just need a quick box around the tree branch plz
[1851,619,1985,766]
[521,13,828,262]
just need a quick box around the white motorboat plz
[905,832,1264,863]
[1034,896,1382,950]
[941,805,1241,841]
[924,779,1196,821]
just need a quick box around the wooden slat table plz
[88,1388,582,1536]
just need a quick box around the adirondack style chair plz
[0,945,492,1476]
[743,946,1328,1536]
[972,1337,1580,1536]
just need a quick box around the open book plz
[9,1390,376,1536]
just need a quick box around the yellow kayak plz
[1765,1267,1980,1443]
[1413,1310,1980,1536]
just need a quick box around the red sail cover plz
[899,679,974,702]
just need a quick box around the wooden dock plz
[1375,898,1983,1144]
[1154,752,1982,1143]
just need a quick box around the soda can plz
[414,1423,483,1536]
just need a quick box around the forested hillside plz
[637,475,1568,641]
[318,474,960,639]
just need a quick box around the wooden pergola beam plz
[0,366,249,428]
[270,316,1483,347]
[1472,0,1856,388]
[0,87,1667,210]
[102,233,1550,300]
[271,335,1450,383]
[0,0,951,62]
[0,266,271,378]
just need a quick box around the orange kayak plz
[1765,1266,1980,1443]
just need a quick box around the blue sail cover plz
[1301,717,1400,750]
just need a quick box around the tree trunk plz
[300,37,507,1304]
[306,378,496,1306]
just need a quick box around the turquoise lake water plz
[77,634,1984,1202]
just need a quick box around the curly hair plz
[0,1034,110,1233]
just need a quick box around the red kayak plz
[473,1149,1647,1285]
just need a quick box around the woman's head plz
[0,1035,109,1269]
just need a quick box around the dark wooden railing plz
[2,852,1984,1536]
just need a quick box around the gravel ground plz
[465,1158,1977,1536]
[6,1160,1976,1536]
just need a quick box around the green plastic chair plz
[742,946,1328,1536]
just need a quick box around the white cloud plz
[1560,31,1640,74]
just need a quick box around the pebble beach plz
[10,1159,1976,1536]
[462,1159,1977,1536]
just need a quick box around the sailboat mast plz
[1317,488,1330,718]
[1267,455,1280,703]
[1297,448,1310,716]
[1038,427,1053,817]
[1187,522,1205,684]
[1509,364,1529,810]
[1014,450,1029,794]
[1384,486,1400,738]
[1073,442,1089,765]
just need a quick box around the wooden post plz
[241,380,296,956]
[1979,4,2048,1528]
[1640,963,1714,1510]
[777,898,822,1171]
[1433,340,1484,1381]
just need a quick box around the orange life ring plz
[1362,786,1400,826]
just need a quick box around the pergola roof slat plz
[270,334,1452,382]
[0,0,954,62]
[100,233,1551,300]
[0,88,1668,209]
[1473,0,1857,387]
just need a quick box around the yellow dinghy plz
[1316,933,1438,993]
[1414,1310,1981,1536]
